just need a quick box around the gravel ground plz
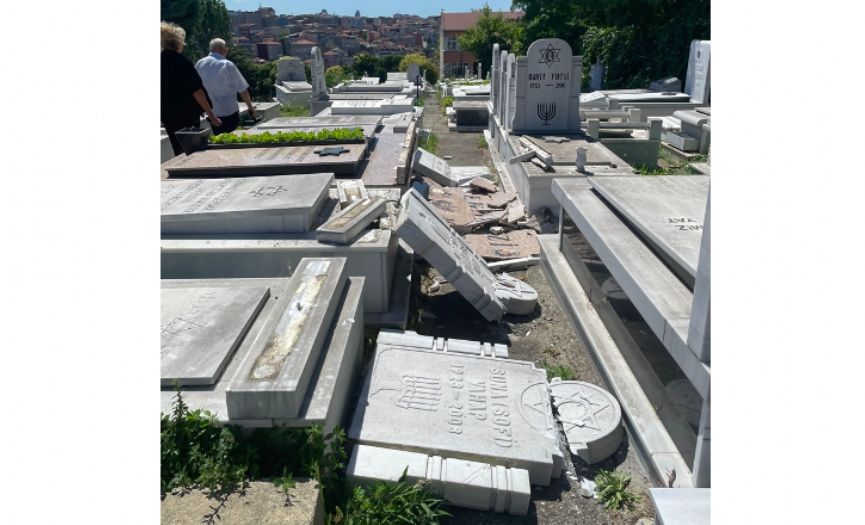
[401,95,656,525]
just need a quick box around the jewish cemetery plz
[160,3,711,523]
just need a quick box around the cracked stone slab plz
[464,230,540,261]
[377,329,508,359]
[336,179,369,207]
[549,379,624,464]
[494,273,539,316]
[316,197,385,245]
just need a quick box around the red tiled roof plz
[441,10,524,32]
[292,38,317,45]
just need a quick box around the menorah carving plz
[537,101,556,126]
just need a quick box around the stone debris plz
[494,273,539,315]
[316,197,385,245]
[469,177,498,193]
[336,179,369,207]
[543,136,571,144]
[518,137,554,168]
[549,379,624,464]
[578,478,597,498]
[464,230,540,261]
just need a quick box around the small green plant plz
[279,104,310,117]
[336,469,449,525]
[277,468,296,506]
[413,97,425,107]
[439,96,454,116]
[543,359,577,381]
[418,132,439,155]
[595,470,640,511]
[211,127,365,145]
[635,164,669,176]
[477,135,488,149]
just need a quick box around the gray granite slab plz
[162,144,366,177]
[316,197,385,245]
[588,175,708,283]
[226,258,348,420]
[256,115,382,129]
[395,189,505,321]
[348,344,564,485]
[348,444,530,515]
[161,284,270,386]
[161,174,332,235]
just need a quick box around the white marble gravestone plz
[376,329,508,359]
[348,444,531,515]
[277,57,306,82]
[497,50,508,123]
[512,39,582,132]
[161,284,270,386]
[225,258,348,420]
[395,189,505,321]
[549,379,624,464]
[411,148,492,187]
[316,197,385,245]
[336,179,369,207]
[685,40,711,104]
[491,44,501,109]
[311,46,327,99]
[348,344,564,485]
[406,63,420,83]
[506,53,517,130]
[161,173,332,235]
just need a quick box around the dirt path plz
[410,94,655,525]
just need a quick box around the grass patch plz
[418,131,439,155]
[211,127,364,145]
[332,469,450,525]
[544,359,576,381]
[279,104,310,117]
[595,470,641,511]
[477,135,488,149]
[414,97,425,107]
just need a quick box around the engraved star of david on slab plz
[538,43,561,68]
[314,146,349,156]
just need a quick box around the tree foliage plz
[325,65,350,87]
[511,0,710,89]
[161,0,230,60]
[399,53,440,85]
[227,46,276,101]
[457,4,524,76]
[350,53,405,82]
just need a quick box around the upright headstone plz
[512,38,582,132]
[506,53,517,130]
[688,195,710,363]
[478,62,483,81]
[491,44,501,110]
[685,40,711,104]
[406,63,420,83]
[589,60,604,91]
[277,57,306,82]
[311,46,327,99]
[497,50,508,123]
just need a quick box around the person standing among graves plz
[160,22,221,155]
[195,38,256,135]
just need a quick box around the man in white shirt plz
[195,38,256,134]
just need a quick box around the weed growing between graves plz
[595,469,641,511]
[439,96,454,116]
[211,128,365,145]
[330,469,450,525]
[279,104,311,117]
[414,97,425,107]
[161,386,348,505]
[544,359,577,381]
[477,135,488,149]
[418,131,439,155]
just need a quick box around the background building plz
[439,10,523,78]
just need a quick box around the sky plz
[223,0,518,18]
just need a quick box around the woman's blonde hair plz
[161,21,186,51]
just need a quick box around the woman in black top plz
[160,22,221,155]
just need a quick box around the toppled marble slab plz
[161,284,270,387]
[395,189,505,321]
[316,197,385,245]
[161,174,332,235]
[336,179,369,207]
[348,344,564,485]
[549,379,624,464]
[464,230,540,261]
[428,187,507,234]
[348,444,530,515]
[377,329,508,359]
[412,148,492,187]
[518,137,553,168]
[465,190,516,210]
[494,273,539,315]
[469,177,498,193]
[226,258,348,420]
[501,202,526,225]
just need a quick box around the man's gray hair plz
[209,38,227,52]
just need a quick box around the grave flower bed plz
[209,127,366,148]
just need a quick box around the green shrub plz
[418,132,439,155]
[595,470,640,511]
[335,469,449,525]
[211,127,365,145]
[279,104,311,117]
[477,135,488,149]
[543,359,576,381]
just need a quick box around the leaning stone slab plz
[349,344,564,485]
[494,273,539,316]
[549,379,624,464]
[376,329,508,359]
[395,189,505,321]
[161,284,270,386]
[316,197,385,245]
[518,137,553,168]
[465,230,540,261]
[412,148,492,187]
[336,179,369,207]
[161,479,325,525]
[226,258,348,420]
[348,444,531,515]
[161,174,332,235]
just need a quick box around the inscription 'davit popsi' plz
[525,38,573,130]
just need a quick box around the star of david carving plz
[250,185,287,198]
[556,391,610,432]
[538,43,561,68]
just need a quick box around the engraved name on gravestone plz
[161,285,270,386]
[349,345,564,485]
[277,57,306,82]
[525,39,572,130]
[685,40,710,104]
